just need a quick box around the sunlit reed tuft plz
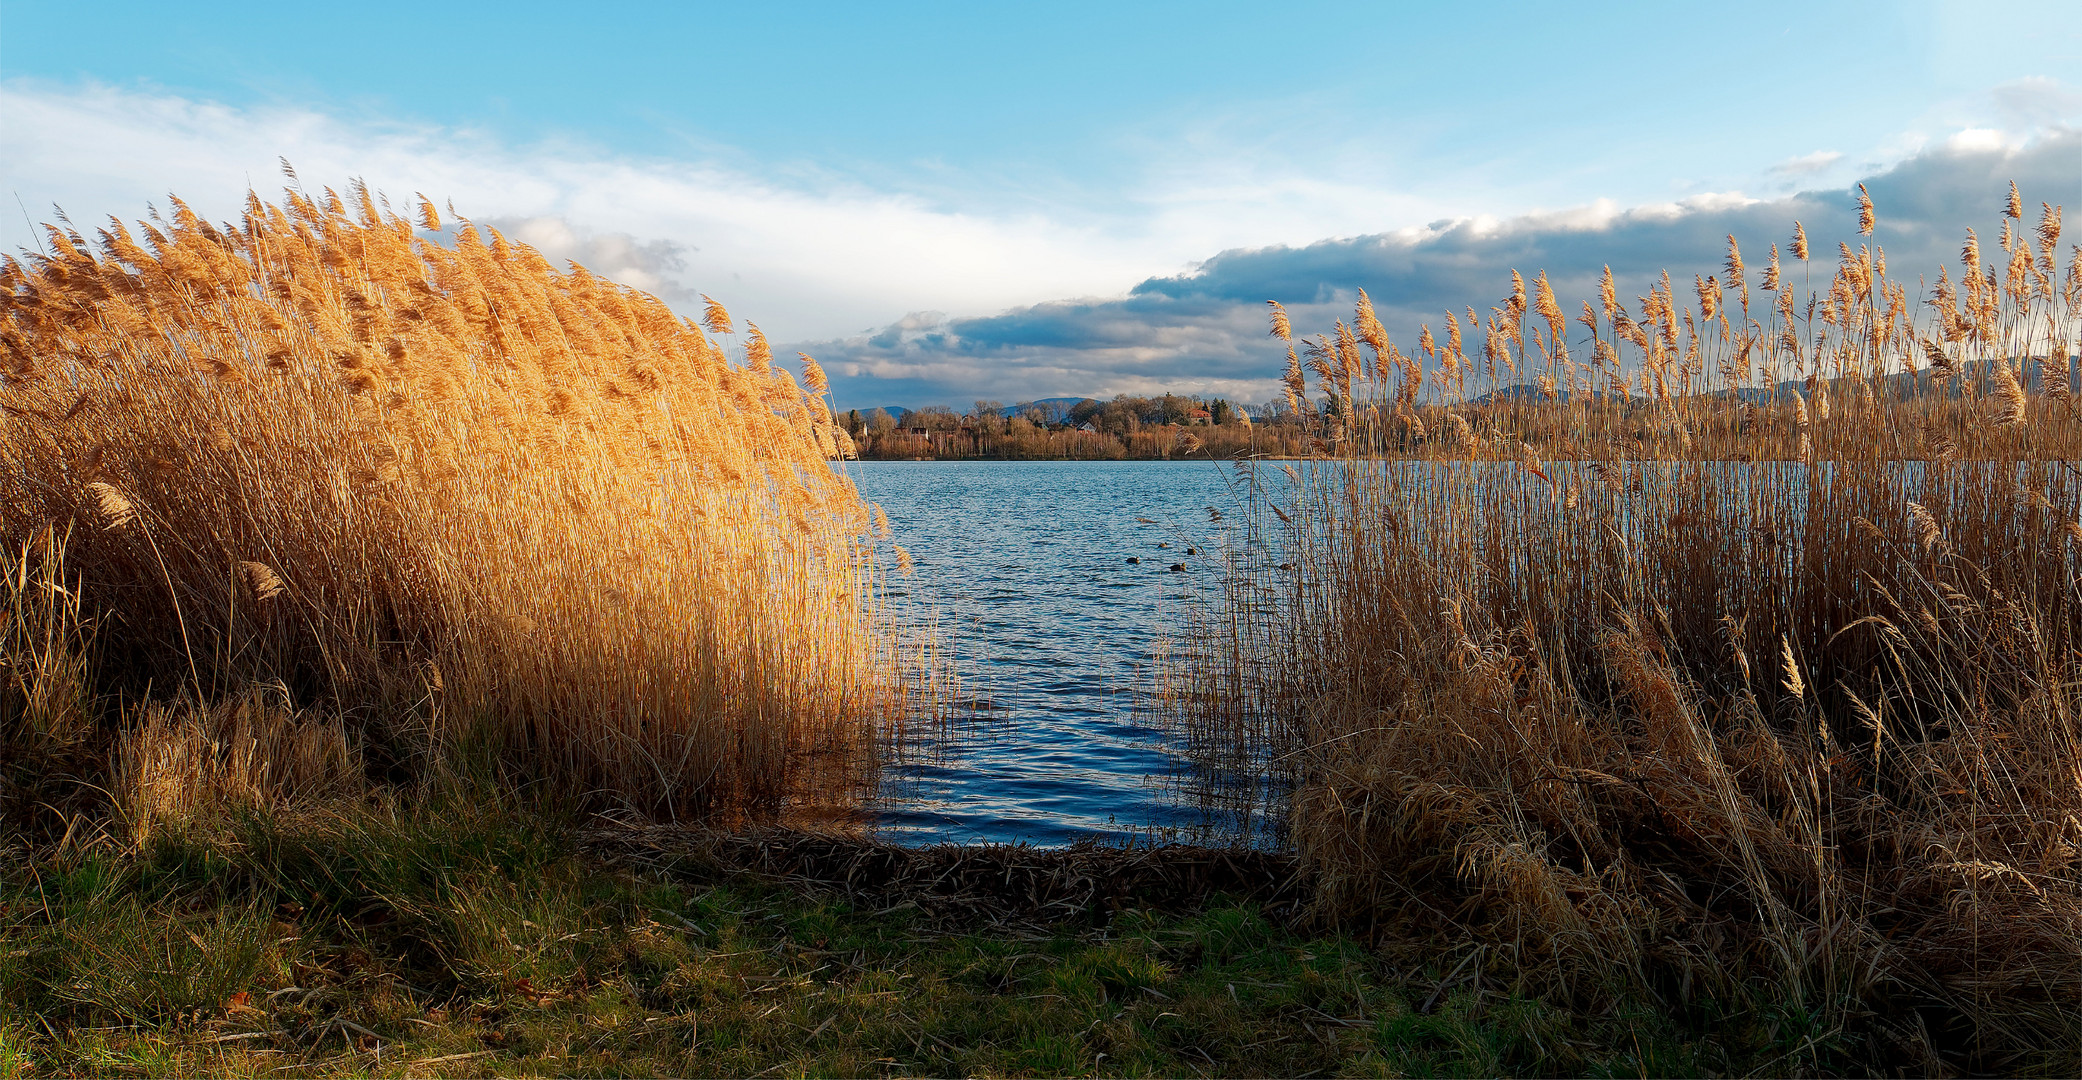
[3,176,906,820]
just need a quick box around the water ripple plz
[850,460,1254,846]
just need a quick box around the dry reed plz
[114,686,360,841]
[2,175,899,823]
[1176,183,2082,1069]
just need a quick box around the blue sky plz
[5,1,2079,407]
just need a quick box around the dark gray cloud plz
[806,130,2081,412]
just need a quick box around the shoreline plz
[0,807,1869,1078]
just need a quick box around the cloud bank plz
[0,81,1157,342]
[811,130,2082,409]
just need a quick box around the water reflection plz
[850,460,1270,846]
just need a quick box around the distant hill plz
[999,396,1094,417]
[837,397,1098,419]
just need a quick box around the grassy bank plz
[2,802,1873,1078]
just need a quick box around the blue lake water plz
[847,460,1264,847]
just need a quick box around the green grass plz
[0,804,1830,1078]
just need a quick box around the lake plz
[848,459,1270,847]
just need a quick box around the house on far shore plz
[1077,422,1099,433]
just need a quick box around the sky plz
[4,0,2080,409]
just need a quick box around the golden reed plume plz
[2,177,898,817]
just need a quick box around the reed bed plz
[1177,185,2082,1068]
[1,176,901,828]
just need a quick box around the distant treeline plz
[841,393,1312,459]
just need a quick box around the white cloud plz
[1988,76,2082,129]
[1770,150,1844,175]
[491,216,691,300]
[0,81,1161,341]
[1944,127,2015,153]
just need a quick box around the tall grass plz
[1,177,899,824]
[1178,186,2081,1066]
